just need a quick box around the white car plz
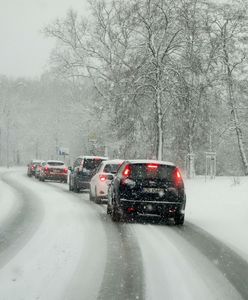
[89,159,124,204]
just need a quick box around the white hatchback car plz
[89,159,124,203]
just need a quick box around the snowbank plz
[186,176,248,261]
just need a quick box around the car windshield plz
[47,161,64,166]
[130,164,175,180]
[103,163,121,174]
[83,158,103,170]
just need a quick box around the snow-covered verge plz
[0,168,20,225]
[0,168,107,300]
[186,176,248,261]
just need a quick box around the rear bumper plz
[77,181,90,189]
[120,199,186,216]
[44,174,67,181]
[96,182,109,198]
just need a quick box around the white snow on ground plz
[133,176,248,300]
[0,169,107,300]
[186,176,248,261]
[0,169,20,225]
[134,225,242,300]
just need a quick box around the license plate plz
[51,170,60,174]
[143,188,164,193]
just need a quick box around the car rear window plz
[130,164,175,180]
[47,161,64,166]
[103,163,121,174]
[83,158,103,170]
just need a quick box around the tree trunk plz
[223,29,248,175]
[226,68,248,175]
[156,89,163,161]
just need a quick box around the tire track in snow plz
[47,182,145,300]
[0,171,44,269]
[97,212,144,300]
[174,222,248,300]
[134,222,243,300]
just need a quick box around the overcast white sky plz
[0,0,88,79]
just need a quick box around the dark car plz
[27,160,43,177]
[39,160,68,183]
[107,159,186,225]
[69,156,108,192]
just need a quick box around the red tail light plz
[45,166,49,172]
[31,165,35,170]
[64,168,68,174]
[99,174,107,182]
[122,165,131,178]
[173,168,183,188]
[147,164,158,169]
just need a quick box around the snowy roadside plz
[186,176,248,262]
[0,168,20,225]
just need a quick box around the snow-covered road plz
[0,168,248,300]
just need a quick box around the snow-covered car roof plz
[101,159,124,165]
[77,155,109,160]
[46,160,65,164]
[125,159,175,166]
[31,159,43,163]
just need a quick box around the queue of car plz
[27,155,186,225]
[27,159,68,183]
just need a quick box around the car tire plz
[74,182,80,193]
[174,213,185,226]
[107,203,112,214]
[89,188,94,201]
[94,188,101,204]
[111,202,121,222]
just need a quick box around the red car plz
[39,160,68,183]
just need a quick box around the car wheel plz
[107,203,112,214]
[111,202,121,222]
[89,188,94,201]
[94,188,101,204]
[174,213,184,226]
[74,182,80,193]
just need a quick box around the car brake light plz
[31,165,35,170]
[122,165,131,178]
[64,168,68,174]
[99,174,107,181]
[45,166,49,172]
[173,168,183,188]
[147,164,159,169]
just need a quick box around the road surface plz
[0,168,247,300]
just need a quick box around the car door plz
[90,163,103,196]
[71,158,80,186]
[112,162,127,205]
